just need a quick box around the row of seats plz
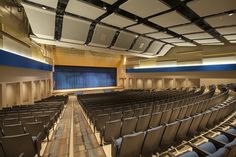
[95,90,228,143]
[0,95,68,157]
[111,98,236,157]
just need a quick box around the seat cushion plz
[178,151,199,157]
[214,134,230,144]
[226,128,236,135]
[206,148,227,157]
[115,138,122,149]
[199,142,217,154]
[225,138,236,148]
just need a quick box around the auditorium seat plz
[141,125,165,157]
[134,108,144,117]
[143,107,152,115]
[3,118,20,126]
[198,110,212,131]
[0,142,4,157]
[161,121,181,149]
[120,117,137,136]
[148,112,162,128]
[24,121,48,141]
[20,116,36,124]
[153,105,160,113]
[135,114,151,132]
[94,114,110,133]
[110,112,123,121]
[2,133,40,157]
[207,108,219,128]
[101,120,122,145]
[2,124,25,136]
[112,132,145,157]
[169,107,181,123]
[175,117,193,141]
[122,110,134,119]
[188,114,203,136]
[160,109,172,125]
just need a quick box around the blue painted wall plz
[0,49,52,71]
[126,64,236,73]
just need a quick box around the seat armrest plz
[167,152,176,157]
[189,142,210,156]
[18,152,24,157]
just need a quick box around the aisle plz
[42,96,106,157]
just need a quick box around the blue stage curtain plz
[53,66,117,90]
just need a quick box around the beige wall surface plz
[126,70,236,89]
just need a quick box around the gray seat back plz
[121,117,138,136]
[110,112,122,121]
[188,114,203,136]
[141,125,165,156]
[198,111,212,131]
[123,110,134,119]
[136,114,151,132]
[104,120,122,143]
[207,109,219,128]
[25,122,46,140]
[143,107,152,115]
[160,109,172,125]
[134,108,144,117]
[2,133,36,157]
[178,106,188,120]
[95,114,110,132]
[3,124,25,136]
[176,117,193,141]
[169,107,181,123]
[149,112,162,128]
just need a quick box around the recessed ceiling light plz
[228,12,234,16]
[135,35,139,38]
[42,6,46,10]
[103,6,107,10]
[178,37,182,39]
[84,44,87,46]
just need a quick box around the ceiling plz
[21,0,236,58]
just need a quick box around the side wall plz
[0,65,52,108]
[126,70,236,89]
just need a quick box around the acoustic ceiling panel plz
[229,40,236,43]
[22,3,55,40]
[127,24,157,34]
[61,15,91,44]
[205,14,236,27]
[169,24,203,34]
[130,37,152,53]
[157,44,174,56]
[119,0,170,18]
[146,41,165,54]
[66,0,106,20]
[183,32,213,40]
[146,32,173,39]
[224,35,236,40]
[216,26,236,35]
[112,31,136,50]
[27,0,58,8]
[101,13,136,28]
[173,43,196,46]
[101,0,117,5]
[202,43,224,45]
[89,24,117,47]
[149,11,190,27]
[187,0,236,17]
[161,38,185,43]
[194,39,220,44]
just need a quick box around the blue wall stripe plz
[0,49,52,71]
[126,64,236,73]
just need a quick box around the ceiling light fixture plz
[178,36,182,39]
[135,35,139,38]
[42,6,46,10]
[103,6,107,10]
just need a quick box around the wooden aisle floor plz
[42,96,106,157]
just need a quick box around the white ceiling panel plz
[194,39,220,44]
[127,24,157,34]
[22,3,55,39]
[101,0,117,5]
[119,0,170,18]
[202,43,224,45]
[27,0,58,8]
[61,15,91,44]
[157,44,174,56]
[101,13,136,28]
[187,0,236,17]
[173,43,196,46]
[66,0,106,20]
[169,24,203,34]
[205,14,236,27]
[149,11,190,27]
[224,35,236,40]
[112,31,136,50]
[146,32,173,39]
[89,24,117,47]
[130,37,152,53]
[229,40,236,43]
[183,32,213,40]
[161,38,185,43]
[146,41,165,54]
[216,26,236,35]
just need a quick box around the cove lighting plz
[42,6,47,10]
[134,61,236,69]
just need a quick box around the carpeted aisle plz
[42,96,106,157]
